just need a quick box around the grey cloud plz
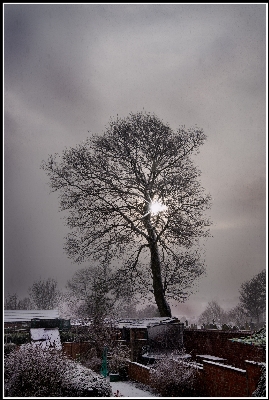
[4,4,266,317]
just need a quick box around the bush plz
[222,324,239,331]
[4,343,17,357]
[80,347,103,373]
[252,364,266,397]
[60,330,77,342]
[4,331,31,345]
[4,343,112,397]
[62,362,112,397]
[150,356,199,397]
[108,343,130,375]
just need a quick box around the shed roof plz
[4,309,59,322]
[116,317,179,329]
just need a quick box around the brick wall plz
[183,330,265,369]
[127,358,264,397]
[128,361,151,385]
[203,361,248,397]
[245,360,265,395]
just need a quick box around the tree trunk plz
[143,208,172,318]
[148,238,172,318]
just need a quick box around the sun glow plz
[149,199,167,216]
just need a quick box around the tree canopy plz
[42,111,211,316]
[29,278,60,310]
[239,269,266,325]
[198,301,228,326]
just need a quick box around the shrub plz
[252,364,266,397]
[62,362,112,397]
[4,343,112,397]
[4,331,31,345]
[60,330,76,342]
[150,356,199,397]
[108,343,130,375]
[80,347,103,373]
[4,343,17,357]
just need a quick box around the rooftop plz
[4,309,60,322]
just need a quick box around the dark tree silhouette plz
[4,293,32,310]
[4,293,19,310]
[239,269,266,325]
[42,111,211,317]
[29,278,60,310]
[198,301,228,326]
[66,265,113,322]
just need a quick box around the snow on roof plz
[30,328,62,350]
[116,317,179,329]
[196,355,227,362]
[4,309,60,322]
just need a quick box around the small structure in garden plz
[4,309,70,349]
[143,320,186,364]
[147,318,184,348]
[116,317,185,364]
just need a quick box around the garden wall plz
[245,360,265,395]
[203,360,248,397]
[183,330,265,369]
[128,361,151,385]
[128,359,264,397]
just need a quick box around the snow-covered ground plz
[108,379,158,397]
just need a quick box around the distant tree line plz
[198,270,266,329]
[4,272,160,320]
[4,278,60,311]
[5,269,265,327]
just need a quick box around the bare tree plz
[4,293,32,310]
[66,265,140,320]
[198,301,228,326]
[42,111,211,317]
[239,270,266,326]
[66,265,113,321]
[29,278,60,310]
[226,304,247,328]
[4,293,18,310]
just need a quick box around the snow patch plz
[203,360,246,373]
[30,328,62,350]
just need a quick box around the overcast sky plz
[4,3,267,318]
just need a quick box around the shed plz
[4,310,70,331]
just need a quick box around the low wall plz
[128,361,151,386]
[245,360,265,395]
[183,330,265,369]
[203,360,248,397]
[128,358,264,397]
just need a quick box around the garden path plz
[109,379,158,397]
